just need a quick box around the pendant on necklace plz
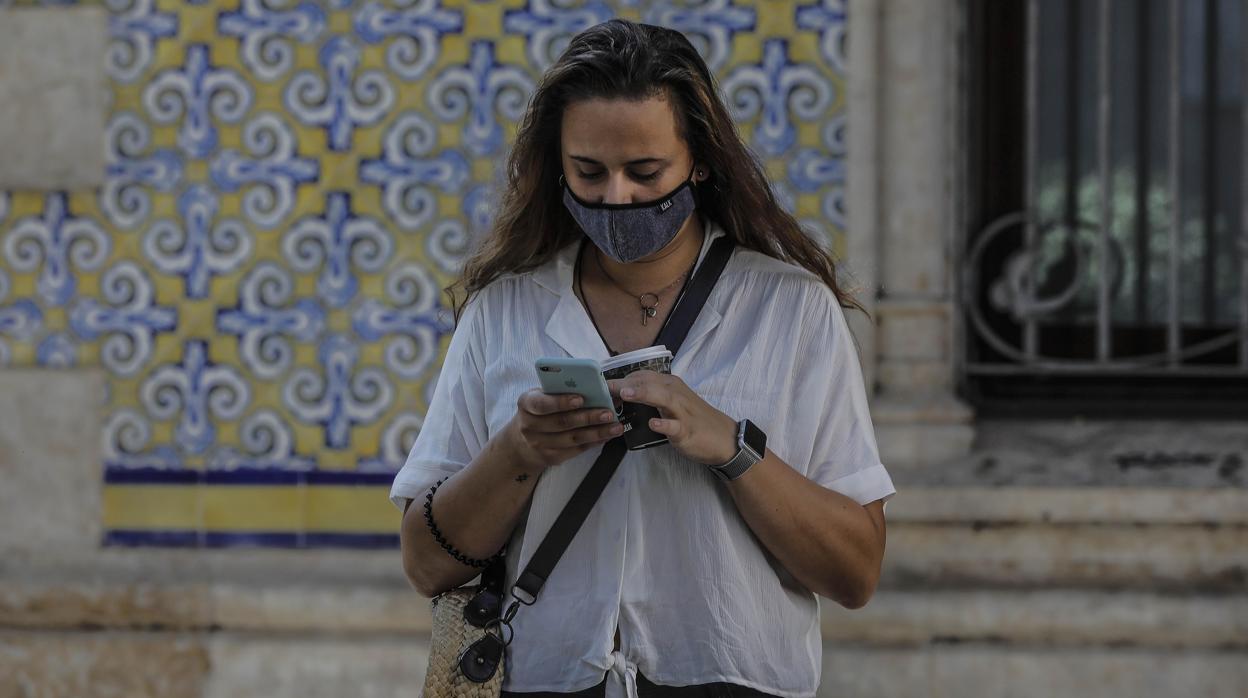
[639,293,659,326]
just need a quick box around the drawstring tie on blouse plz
[605,650,638,698]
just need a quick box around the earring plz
[696,169,705,179]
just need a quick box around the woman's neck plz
[587,214,706,294]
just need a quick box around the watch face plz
[743,419,766,457]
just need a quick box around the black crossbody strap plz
[654,236,736,356]
[512,235,736,604]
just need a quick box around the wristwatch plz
[708,419,766,481]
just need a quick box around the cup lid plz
[600,344,673,372]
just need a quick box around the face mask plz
[562,169,697,264]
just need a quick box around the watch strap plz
[709,419,763,481]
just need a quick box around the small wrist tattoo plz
[515,473,530,483]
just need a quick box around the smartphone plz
[535,357,616,412]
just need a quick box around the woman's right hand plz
[506,390,625,472]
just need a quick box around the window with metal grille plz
[964,0,1248,417]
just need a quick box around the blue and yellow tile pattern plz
[0,0,847,547]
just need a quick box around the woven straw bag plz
[423,585,506,698]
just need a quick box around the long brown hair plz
[449,19,858,318]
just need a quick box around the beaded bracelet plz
[424,478,505,569]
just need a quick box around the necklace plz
[593,249,694,326]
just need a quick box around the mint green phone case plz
[535,358,615,411]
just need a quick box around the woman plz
[390,19,894,698]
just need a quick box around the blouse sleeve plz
[388,292,491,511]
[792,281,896,507]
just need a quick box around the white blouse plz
[390,225,896,698]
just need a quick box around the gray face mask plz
[562,171,697,264]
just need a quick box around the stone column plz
[0,370,106,553]
[847,0,975,472]
[0,7,108,190]
[0,7,110,550]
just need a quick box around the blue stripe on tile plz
[103,529,400,549]
[202,531,301,547]
[303,470,398,486]
[303,532,400,548]
[103,529,200,547]
[201,469,302,485]
[104,467,398,487]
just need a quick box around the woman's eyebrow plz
[569,155,669,167]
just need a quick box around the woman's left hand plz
[607,370,739,465]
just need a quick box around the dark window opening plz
[963,0,1248,418]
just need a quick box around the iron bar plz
[1168,0,1182,363]
[1097,0,1112,361]
[1065,0,1081,238]
[1024,0,1040,360]
[1203,0,1219,326]
[1135,1,1151,327]
[1242,0,1248,365]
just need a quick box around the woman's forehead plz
[560,96,684,160]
